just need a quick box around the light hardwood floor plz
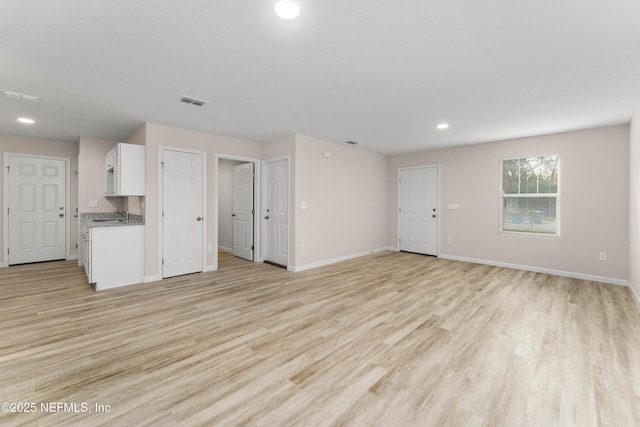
[1,251,639,426]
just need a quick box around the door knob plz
[432,214,436,218]
[196,217,202,221]
[264,216,270,219]
[59,213,64,218]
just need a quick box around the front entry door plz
[162,149,204,278]
[232,163,254,261]
[8,155,67,265]
[399,166,438,256]
[264,159,289,267]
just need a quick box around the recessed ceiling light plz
[275,0,301,20]
[17,117,35,124]
[436,123,449,130]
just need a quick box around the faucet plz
[114,209,129,222]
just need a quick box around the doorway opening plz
[215,154,260,270]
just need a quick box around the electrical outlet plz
[447,237,453,244]
[207,244,213,252]
[599,252,607,261]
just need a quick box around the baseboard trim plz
[290,247,391,272]
[218,246,233,253]
[0,262,4,268]
[628,283,640,305]
[438,253,629,287]
[144,275,162,283]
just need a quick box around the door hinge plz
[5,166,9,173]
[160,161,164,170]
[399,207,401,214]
[162,258,164,265]
[251,208,254,214]
[7,248,9,255]
[251,245,254,250]
[162,210,164,218]
[399,237,401,244]
[76,244,78,249]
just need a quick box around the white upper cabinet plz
[104,143,145,196]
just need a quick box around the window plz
[501,154,559,235]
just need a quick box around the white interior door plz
[162,149,204,278]
[264,159,289,267]
[399,166,438,256]
[8,156,67,265]
[232,163,254,261]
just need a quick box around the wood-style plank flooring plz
[1,251,639,426]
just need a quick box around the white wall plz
[389,125,630,284]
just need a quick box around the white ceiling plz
[2,0,639,155]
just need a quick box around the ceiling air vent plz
[2,89,40,102]
[180,95,207,106]
[345,140,359,145]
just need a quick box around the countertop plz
[81,212,145,228]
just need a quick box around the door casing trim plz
[212,153,261,271]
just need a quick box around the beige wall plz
[78,137,122,214]
[294,135,389,268]
[4,121,637,292]
[0,134,79,265]
[143,122,262,280]
[389,125,630,283]
[629,112,640,301]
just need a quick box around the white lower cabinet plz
[84,225,145,290]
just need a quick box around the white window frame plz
[499,153,560,237]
